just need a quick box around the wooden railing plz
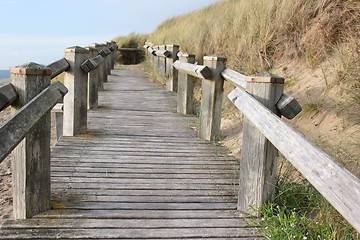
[144,42,360,232]
[0,41,117,219]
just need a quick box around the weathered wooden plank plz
[221,67,247,89]
[51,195,237,203]
[36,209,241,219]
[276,92,302,119]
[80,54,104,73]
[0,227,261,239]
[1,218,249,229]
[50,182,235,191]
[0,81,67,163]
[173,60,212,79]
[155,49,171,58]
[0,83,18,111]
[229,87,360,232]
[47,58,69,79]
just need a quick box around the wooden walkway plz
[0,67,261,239]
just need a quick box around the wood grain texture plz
[0,83,18,111]
[173,60,212,79]
[0,67,260,239]
[229,87,360,232]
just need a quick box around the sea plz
[0,70,10,79]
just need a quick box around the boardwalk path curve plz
[0,66,261,239]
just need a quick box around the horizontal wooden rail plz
[0,83,18,111]
[81,55,104,73]
[221,68,247,89]
[47,58,70,79]
[228,87,360,233]
[155,49,171,58]
[173,60,212,80]
[146,46,156,55]
[0,81,68,163]
[99,48,112,57]
[221,67,301,119]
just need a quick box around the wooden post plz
[158,45,166,78]
[99,43,108,83]
[91,43,104,90]
[86,46,99,109]
[177,52,195,114]
[200,55,226,141]
[238,73,284,214]
[106,41,112,74]
[63,46,89,136]
[154,46,159,72]
[10,62,52,219]
[165,44,179,92]
[111,41,117,69]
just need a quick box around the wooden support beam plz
[177,52,195,114]
[155,49,171,58]
[9,62,55,219]
[236,73,284,215]
[165,44,179,92]
[228,87,360,232]
[47,58,70,79]
[199,55,226,141]
[173,61,212,80]
[81,55,104,73]
[63,46,89,136]
[0,83,18,111]
[221,68,246,89]
[0,81,67,163]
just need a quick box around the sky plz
[0,0,219,69]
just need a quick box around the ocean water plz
[0,70,10,79]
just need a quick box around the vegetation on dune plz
[114,0,360,238]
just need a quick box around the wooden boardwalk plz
[0,67,261,239]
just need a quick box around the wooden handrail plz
[47,58,70,79]
[228,87,360,232]
[81,55,104,73]
[0,81,67,163]
[0,83,18,111]
[173,60,212,79]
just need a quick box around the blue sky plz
[0,0,219,69]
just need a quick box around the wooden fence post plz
[86,46,99,109]
[106,41,112,74]
[63,46,89,136]
[91,43,104,90]
[238,73,284,214]
[99,43,108,83]
[111,41,117,69]
[177,52,195,114]
[158,45,166,78]
[154,46,159,72]
[200,55,226,141]
[10,62,52,219]
[165,44,179,92]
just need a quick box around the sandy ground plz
[0,108,13,220]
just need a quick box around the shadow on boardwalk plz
[0,66,262,239]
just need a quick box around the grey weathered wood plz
[177,52,195,114]
[98,44,109,83]
[158,45,166,78]
[146,46,156,55]
[9,62,58,219]
[0,67,259,239]
[200,55,226,141]
[0,83,18,111]
[228,87,360,232]
[155,49,171,58]
[221,67,247,89]
[90,43,105,90]
[52,103,64,141]
[81,54,104,73]
[276,93,302,119]
[85,47,102,109]
[63,46,89,136]
[173,60,212,80]
[235,73,284,215]
[47,58,70,79]
[0,81,67,163]
[165,44,179,92]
